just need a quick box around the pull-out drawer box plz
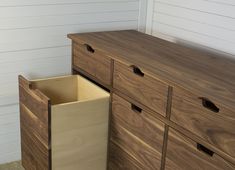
[19,75,110,170]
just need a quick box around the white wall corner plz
[138,0,148,33]
[145,0,154,34]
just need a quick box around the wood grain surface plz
[73,42,111,86]
[113,61,168,116]
[112,94,164,152]
[20,103,48,148]
[19,75,50,170]
[19,84,49,125]
[108,142,143,170]
[66,30,235,169]
[110,122,162,169]
[21,127,49,170]
[171,86,235,159]
[68,30,235,112]
[165,128,235,170]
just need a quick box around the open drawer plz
[19,75,110,170]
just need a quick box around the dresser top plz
[68,30,235,111]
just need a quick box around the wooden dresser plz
[68,30,235,170]
[19,30,235,170]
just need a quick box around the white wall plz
[0,0,143,164]
[146,0,235,57]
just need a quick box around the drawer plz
[165,128,235,170]
[171,86,235,158]
[73,42,112,86]
[110,117,163,169]
[19,75,110,170]
[112,94,164,153]
[113,61,168,116]
[108,142,143,170]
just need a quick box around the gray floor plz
[0,161,24,170]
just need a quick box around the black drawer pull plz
[131,65,144,77]
[84,44,95,53]
[131,104,142,113]
[199,97,219,113]
[197,143,214,157]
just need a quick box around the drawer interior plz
[20,75,110,170]
[31,75,109,105]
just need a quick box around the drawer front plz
[19,76,50,170]
[110,122,162,169]
[171,86,235,158]
[112,94,164,152]
[108,142,143,170]
[113,61,168,116]
[165,128,235,170]
[73,43,111,85]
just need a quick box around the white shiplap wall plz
[146,0,235,57]
[0,0,143,164]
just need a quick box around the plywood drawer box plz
[171,86,235,158]
[110,94,164,169]
[165,128,235,170]
[73,42,112,86]
[113,60,168,117]
[19,75,110,170]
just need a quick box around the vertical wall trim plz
[146,0,154,34]
[138,0,147,32]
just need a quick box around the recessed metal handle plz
[197,143,214,157]
[131,65,144,77]
[131,104,142,113]
[199,97,219,113]
[84,44,95,53]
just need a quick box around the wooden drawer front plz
[73,42,111,85]
[21,127,49,170]
[165,128,235,170]
[112,94,164,152]
[171,87,235,158]
[113,61,168,116]
[19,76,50,170]
[108,142,143,170]
[110,122,163,169]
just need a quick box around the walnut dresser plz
[19,30,235,170]
[68,30,235,170]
